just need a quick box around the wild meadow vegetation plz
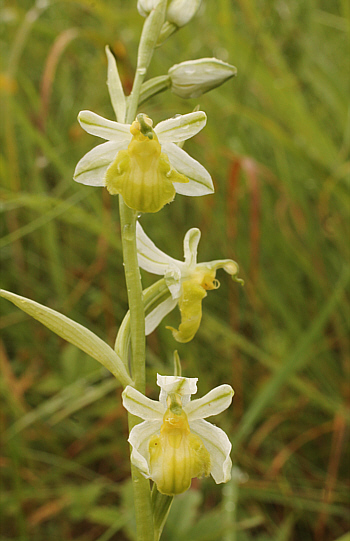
[1,0,349,540]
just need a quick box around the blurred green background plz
[1,0,349,540]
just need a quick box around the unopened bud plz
[138,0,201,28]
[137,0,157,18]
[168,58,237,99]
[167,0,202,27]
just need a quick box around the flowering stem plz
[128,68,146,123]
[118,200,146,391]
[115,279,169,364]
[119,162,154,541]
[118,4,167,539]
[128,413,154,541]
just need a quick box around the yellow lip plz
[149,406,211,495]
[105,119,188,213]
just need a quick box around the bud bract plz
[169,58,237,99]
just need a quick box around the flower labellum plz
[122,374,234,496]
[105,114,188,213]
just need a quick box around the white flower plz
[137,222,242,342]
[122,374,234,495]
[74,110,213,213]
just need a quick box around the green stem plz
[118,201,146,391]
[119,0,167,387]
[222,468,239,541]
[115,279,169,364]
[119,195,153,541]
[118,3,167,539]
[128,413,154,541]
[128,68,147,123]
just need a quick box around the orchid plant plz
[1,1,240,540]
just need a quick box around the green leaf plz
[1,289,132,388]
[152,485,173,541]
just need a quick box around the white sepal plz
[78,110,131,141]
[162,142,214,196]
[185,384,234,421]
[73,140,124,186]
[122,385,164,420]
[155,111,207,143]
[145,296,178,335]
[136,221,183,275]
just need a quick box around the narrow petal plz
[136,222,184,275]
[105,46,126,123]
[129,420,162,477]
[74,141,124,186]
[78,110,131,141]
[145,296,178,335]
[122,385,164,420]
[198,259,240,277]
[157,375,198,394]
[157,374,198,407]
[155,111,207,143]
[183,228,201,269]
[189,419,232,483]
[164,266,183,299]
[185,384,234,421]
[163,143,214,196]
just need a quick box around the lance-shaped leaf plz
[1,289,132,388]
[105,46,126,123]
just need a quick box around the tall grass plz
[1,1,349,540]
